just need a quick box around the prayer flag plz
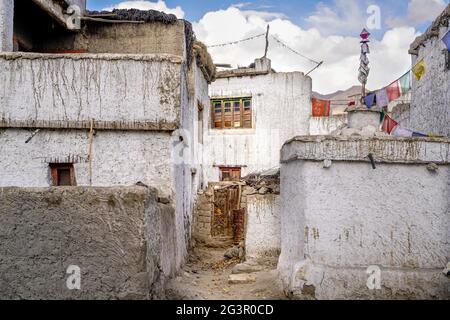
[376,89,389,107]
[364,93,376,108]
[412,132,428,137]
[386,81,401,102]
[312,98,331,117]
[442,30,450,52]
[392,126,413,137]
[399,72,411,94]
[412,59,426,80]
[381,114,399,135]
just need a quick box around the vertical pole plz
[0,0,14,52]
[88,119,94,186]
[264,25,270,58]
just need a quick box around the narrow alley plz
[166,245,287,300]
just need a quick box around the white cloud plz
[231,2,253,9]
[387,0,446,27]
[193,6,418,95]
[103,0,185,18]
[305,0,367,36]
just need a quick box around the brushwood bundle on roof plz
[193,41,216,83]
[86,9,178,24]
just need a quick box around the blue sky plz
[85,1,449,93]
[88,1,319,22]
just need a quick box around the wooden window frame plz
[50,163,76,186]
[219,167,242,182]
[211,98,252,130]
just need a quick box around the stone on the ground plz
[228,274,256,284]
[443,262,450,277]
[224,246,240,260]
[232,263,263,275]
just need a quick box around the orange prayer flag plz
[312,98,331,117]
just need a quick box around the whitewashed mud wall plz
[0,53,182,128]
[171,63,210,269]
[0,52,208,275]
[0,0,13,52]
[245,194,281,264]
[410,24,450,138]
[0,129,174,194]
[309,115,347,136]
[278,136,450,300]
[205,72,312,182]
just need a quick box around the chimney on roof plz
[254,57,272,73]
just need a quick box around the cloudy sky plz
[87,0,449,94]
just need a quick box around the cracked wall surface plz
[0,129,174,195]
[0,53,182,127]
[0,186,176,300]
[245,194,281,265]
[278,137,450,299]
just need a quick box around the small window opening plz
[219,167,242,182]
[50,163,76,186]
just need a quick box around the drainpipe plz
[0,0,14,52]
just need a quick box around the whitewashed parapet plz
[0,53,183,130]
[281,136,450,165]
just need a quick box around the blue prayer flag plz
[443,30,450,52]
[364,93,376,108]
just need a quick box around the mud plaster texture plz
[0,53,182,128]
[278,136,450,300]
[0,186,177,300]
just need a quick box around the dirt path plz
[166,246,287,300]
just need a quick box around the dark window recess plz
[198,102,204,144]
[50,164,76,186]
[211,98,252,129]
[220,167,241,182]
[445,50,450,70]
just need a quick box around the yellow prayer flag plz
[412,58,426,80]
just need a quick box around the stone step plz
[228,274,256,285]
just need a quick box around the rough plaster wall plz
[80,21,185,56]
[0,0,13,52]
[309,115,347,136]
[38,20,185,57]
[245,194,281,263]
[392,104,411,129]
[170,63,209,269]
[0,129,173,196]
[410,25,450,137]
[279,160,450,299]
[205,72,312,181]
[0,54,182,126]
[0,186,176,300]
[194,63,211,189]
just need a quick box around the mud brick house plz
[0,0,216,291]
[203,57,312,182]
